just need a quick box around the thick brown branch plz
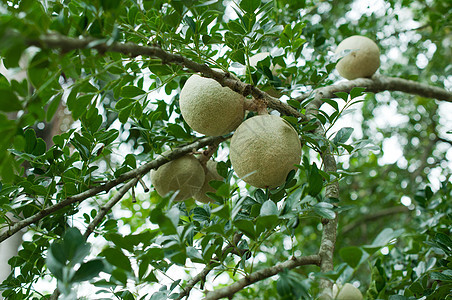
[305,98,339,300]
[342,206,411,235]
[203,255,321,300]
[0,136,225,244]
[297,74,452,103]
[317,153,339,300]
[27,34,306,121]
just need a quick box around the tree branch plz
[0,136,225,244]
[305,94,339,300]
[203,255,321,300]
[83,177,139,239]
[296,74,452,103]
[27,34,306,121]
[341,206,411,235]
[176,233,245,300]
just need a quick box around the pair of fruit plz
[151,35,380,201]
[151,74,301,201]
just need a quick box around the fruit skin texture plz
[180,74,245,136]
[336,283,363,300]
[230,115,301,188]
[150,155,205,201]
[335,35,380,80]
[194,160,223,203]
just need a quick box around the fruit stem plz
[244,97,269,115]
[197,140,221,166]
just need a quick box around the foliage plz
[0,0,450,299]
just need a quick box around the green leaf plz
[323,99,339,112]
[256,215,279,234]
[430,271,452,282]
[216,161,229,178]
[333,127,354,145]
[150,209,177,235]
[287,99,301,109]
[46,247,64,280]
[63,228,90,264]
[107,233,134,252]
[254,189,267,203]
[313,202,335,219]
[260,200,278,216]
[234,219,256,239]
[120,86,145,98]
[32,138,46,156]
[339,246,363,268]
[102,248,132,272]
[0,86,22,112]
[115,98,135,110]
[184,15,197,33]
[118,105,133,123]
[46,93,62,122]
[308,163,323,196]
[186,247,203,263]
[335,92,349,102]
[70,95,93,120]
[72,260,105,282]
[192,207,210,223]
[167,123,191,139]
[350,87,366,99]
[24,128,37,154]
[240,0,260,13]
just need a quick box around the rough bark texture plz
[296,74,452,103]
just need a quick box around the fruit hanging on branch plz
[335,35,380,80]
[230,114,302,188]
[333,283,363,300]
[179,74,245,136]
[194,160,223,204]
[150,155,205,201]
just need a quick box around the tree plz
[0,0,451,299]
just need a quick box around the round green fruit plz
[150,155,205,201]
[336,283,363,300]
[194,160,223,204]
[229,115,301,188]
[180,74,245,136]
[335,35,380,80]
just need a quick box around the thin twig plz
[138,177,149,192]
[83,178,139,239]
[342,206,411,235]
[176,233,245,300]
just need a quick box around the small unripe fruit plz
[230,115,301,188]
[150,155,205,201]
[335,35,380,80]
[194,160,223,203]
[336,283,363,300]
[180,74,245,136]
